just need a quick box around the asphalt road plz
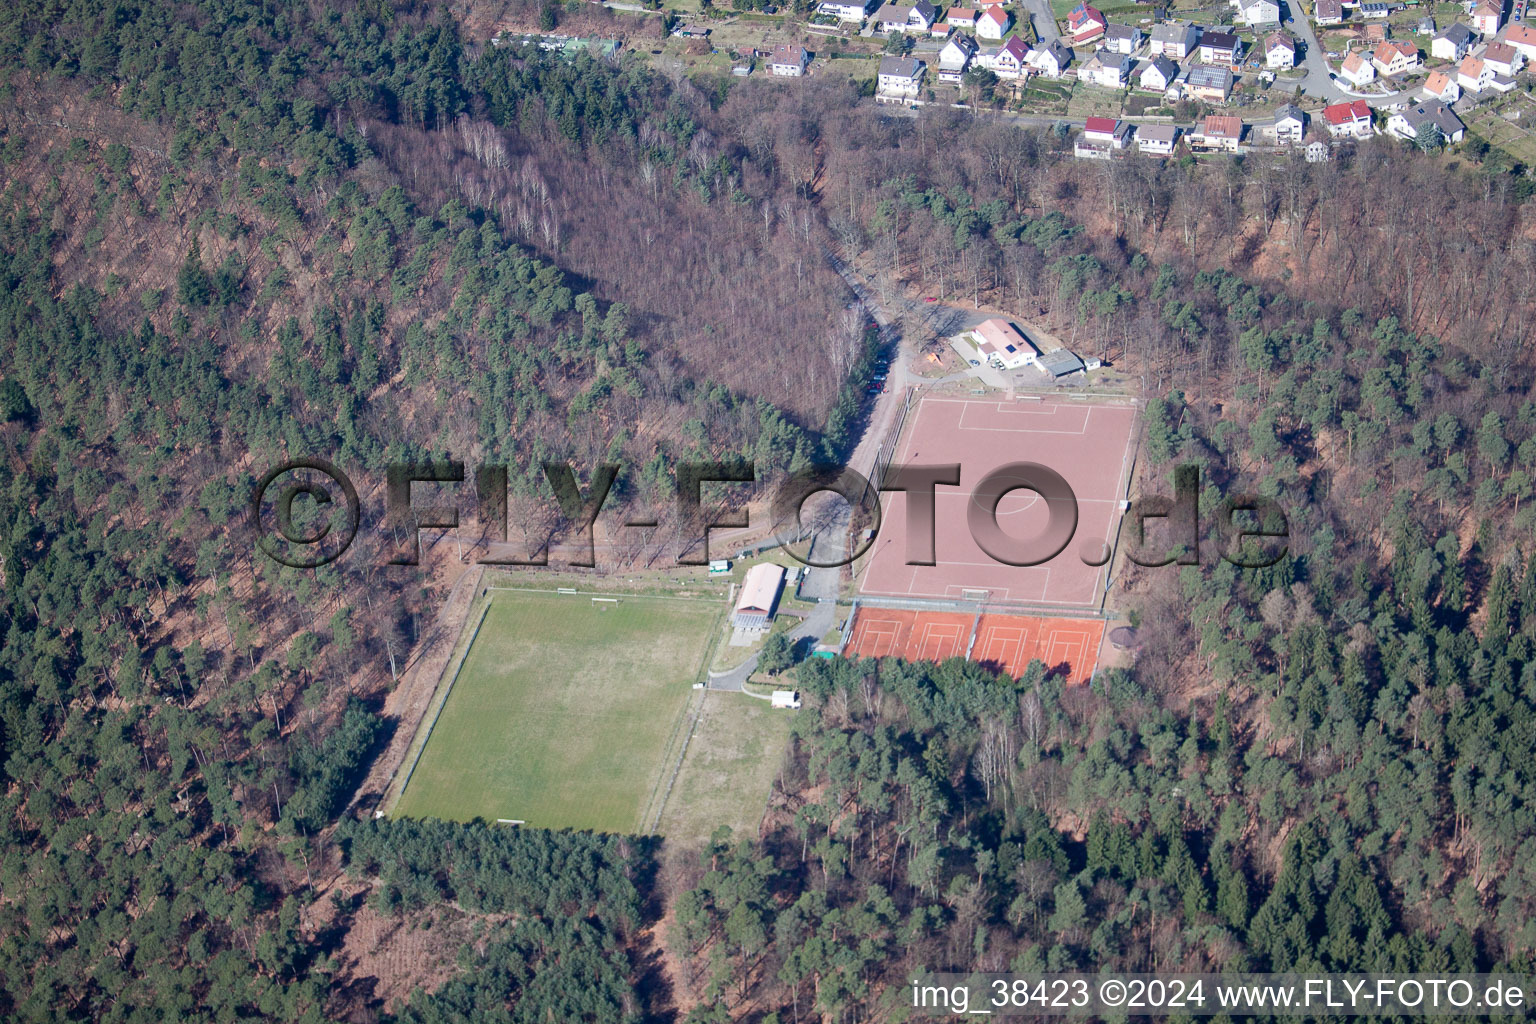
[1019,0,1063,45]
[1281,6,1409,106]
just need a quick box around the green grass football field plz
[394,589,721,832]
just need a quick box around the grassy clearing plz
[656,690,798,844]
[395,589,722,832]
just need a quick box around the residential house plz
[1068,2,1109,43]
[977,5,1011,37]
[1139,53,1180,89]
[1322,98,1375,136]
[992,36,1034,76]
[1422,68,1462,101]
[1075,115,1134,156]
[1269,103,1307,142]
[1266,31,1297,66]
[1472,0,1502,35]
[1456,51,1517,92]
[947,5,978,25]
[1186,62,1235,100]
[1235,0,1282,24]
[1102,23,1143,53]
[1194,113,1244,150]
[1360,2,1390,17]
[1079,50,1134,85]
[1314,0,1344,24]
[1199,29,1243,64]
[1371,39,1421,75]
[876,55,927,99]
[1483,39,1524,74]
[816,0,875,19]
[1305,138,1332,161]
[769,43,811,75]
[1458,53,1494,89]
[1149,21,1200,58]
[1503,21,1536,58]
[1028,38,1074,75]
[1136,122,1181,154]
[874,0,938,32]
[1431,22,1478,60]
[1341,49,1378,85]
[938,33,979,80]
[1387,100,1466,142]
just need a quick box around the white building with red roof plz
[1067,2,1108,43]
[1322,99,1374,137]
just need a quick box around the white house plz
[1388,100,1466,143]
[818,0,876,20]
[1028,39,1073,76]
[976,5,1011,37]
[1458,52,1495,90]
[1371,39,1421,75]
[1136,122,1180,154]
[1102,23,1142,53]
[1067,2,1108,43]
[1314,0,1344,24]
[1305,138,1331,161]
[1269,103,1307,143]
[1235,0,1281,24]
[769,44,811,75]
[1472,0,1502,36]
[1199,30,1243,64]
[1139,54,1179,90]
[1266,31,1297,67]
[1422,68,1462,101]
[992,36,1034,76]
[1504,22,1536,59]
[1078,50,1133,86]
[1431,22,1478,60]
[1322,98,1375,136]
[1340,50,1377,86]
[876,55,927,99]
[947,5,978,26]
[938,33,979,80]
[1194,113,1244,150]
[1483,39,1524,74]
[1149,21,1199,58]
[874,0,938,32]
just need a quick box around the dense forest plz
[3,0,1536,1019]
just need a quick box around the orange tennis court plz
[844,607,1103,685]
[858,396,1136,608]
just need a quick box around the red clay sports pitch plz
[857,395,1137,608]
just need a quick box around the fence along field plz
[394,589,721,832]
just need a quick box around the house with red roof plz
[1068,2,1108,43]
[1322,99,1374,137]
[977,5,1012,38]
[1371,39,1421,76]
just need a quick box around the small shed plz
[771,690,803,709]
